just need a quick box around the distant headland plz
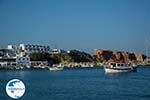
[0,44,149,69]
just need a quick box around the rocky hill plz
[29,50,96,65]
[95,49,146,62]
[29,49,147,65]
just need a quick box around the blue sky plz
[0,0,150,54]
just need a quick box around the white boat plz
[49,64,64,71]
[104,62,136,73]
[33,64,48,69]
[49,67,63,71]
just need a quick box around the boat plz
[33,64,48,69]
[49,67,63,71]
[104,62,137,73]
[48,64,64,71]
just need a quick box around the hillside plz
[29,49,147,65]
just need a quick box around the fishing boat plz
[104,61,137,73]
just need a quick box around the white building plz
[0,52,31,68]
[7,45,19,54]
[7,45,18,50]
[0,48,16,58]
[19,44,50,53]
[16,52,31,67]
[50,49,66,54]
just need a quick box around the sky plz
[0,0,150,54]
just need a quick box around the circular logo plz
[6,79,25,99]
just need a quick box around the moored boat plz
[49,67,63,71]
[33,63,49,69]
[48,64,64,71]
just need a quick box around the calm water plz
[0,66,150,100]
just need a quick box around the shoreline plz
[0,63,150,70]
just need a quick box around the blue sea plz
[0,66,150,100]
